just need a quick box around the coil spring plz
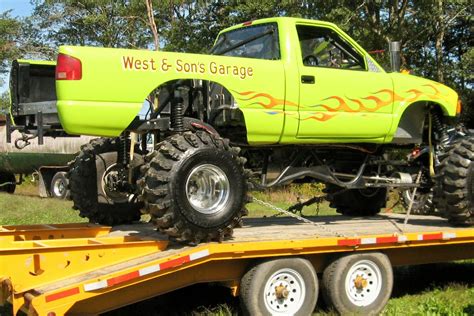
[170,91,184,132]
[118,134,130,167]
[431,111,448,143]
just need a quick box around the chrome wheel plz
[345,259,382,307]
[185,164,230,215]
[102,163,130,203]
[53,178,66,197]
[263,268,306,315]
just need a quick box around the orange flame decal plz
[423,84,450,102]
[313,89,399,113]
[405,89,424,102]
[236,84,452,124]
[317,96,358,112]
[235,91,297,109]
[301,113,335,122]
[363,89,405,110]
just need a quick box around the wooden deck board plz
[108,213,460,242]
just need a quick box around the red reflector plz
[56,53,82,80]
[242,21,253,26]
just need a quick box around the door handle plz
[301,75,315,84]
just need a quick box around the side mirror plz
[389,41,401,72]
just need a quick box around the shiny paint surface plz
[55,17,458,144]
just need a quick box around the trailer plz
[0,213,473,315]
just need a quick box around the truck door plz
[296,24,393,140]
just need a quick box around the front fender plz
[386,73,458,141]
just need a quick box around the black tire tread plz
[68,138,141,225]
[439,137,474,225]
[140,131,248,243]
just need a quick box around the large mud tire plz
[68,138,142,225]
[141,131,248,244]
[325,185,387,216]
[438,137,474,226]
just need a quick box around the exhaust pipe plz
[389,41,401,72]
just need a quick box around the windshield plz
[212,23,280,60]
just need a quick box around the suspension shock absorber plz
[118,133,131,168]
[430,108,449,144]
[170,89,185,133]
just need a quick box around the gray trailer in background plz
[0,59,92,198]
[0,115,91,198]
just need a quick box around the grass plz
[0,193,86,225]
[0,181,472,315]
[384,284,474,315]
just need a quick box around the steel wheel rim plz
[345,259,382,306]
[53,178,66,197]
[185,164,230,215]
[101,163,130,203]
[263,268,306,315]
[402,189,426,208]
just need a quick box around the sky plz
[0,0,33,17]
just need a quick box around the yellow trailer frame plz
[1,214,473,315]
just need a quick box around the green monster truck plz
[8,17,472,243]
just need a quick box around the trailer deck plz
[1,213,473,315]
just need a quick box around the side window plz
[296,25,366,71]
[213,23,280,60]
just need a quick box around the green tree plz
[31,0,152,48]
[0,11,21,78]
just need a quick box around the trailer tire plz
[141,131,248,243]
[0,172,16,194]
[240,257,318,316]
[68,138,142,225]
[50,172,70,199]
[325,185,387,216]
[322,252,393,315]
[438,137,474,226]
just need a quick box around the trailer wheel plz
[50,172,70,199]
[141,131,248,243]
[322,252,393,315]
[325,185,387,216]
[0,172,16,194]
[68,138,143,225]
[240,257,318,316]
[438,136,474,226]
